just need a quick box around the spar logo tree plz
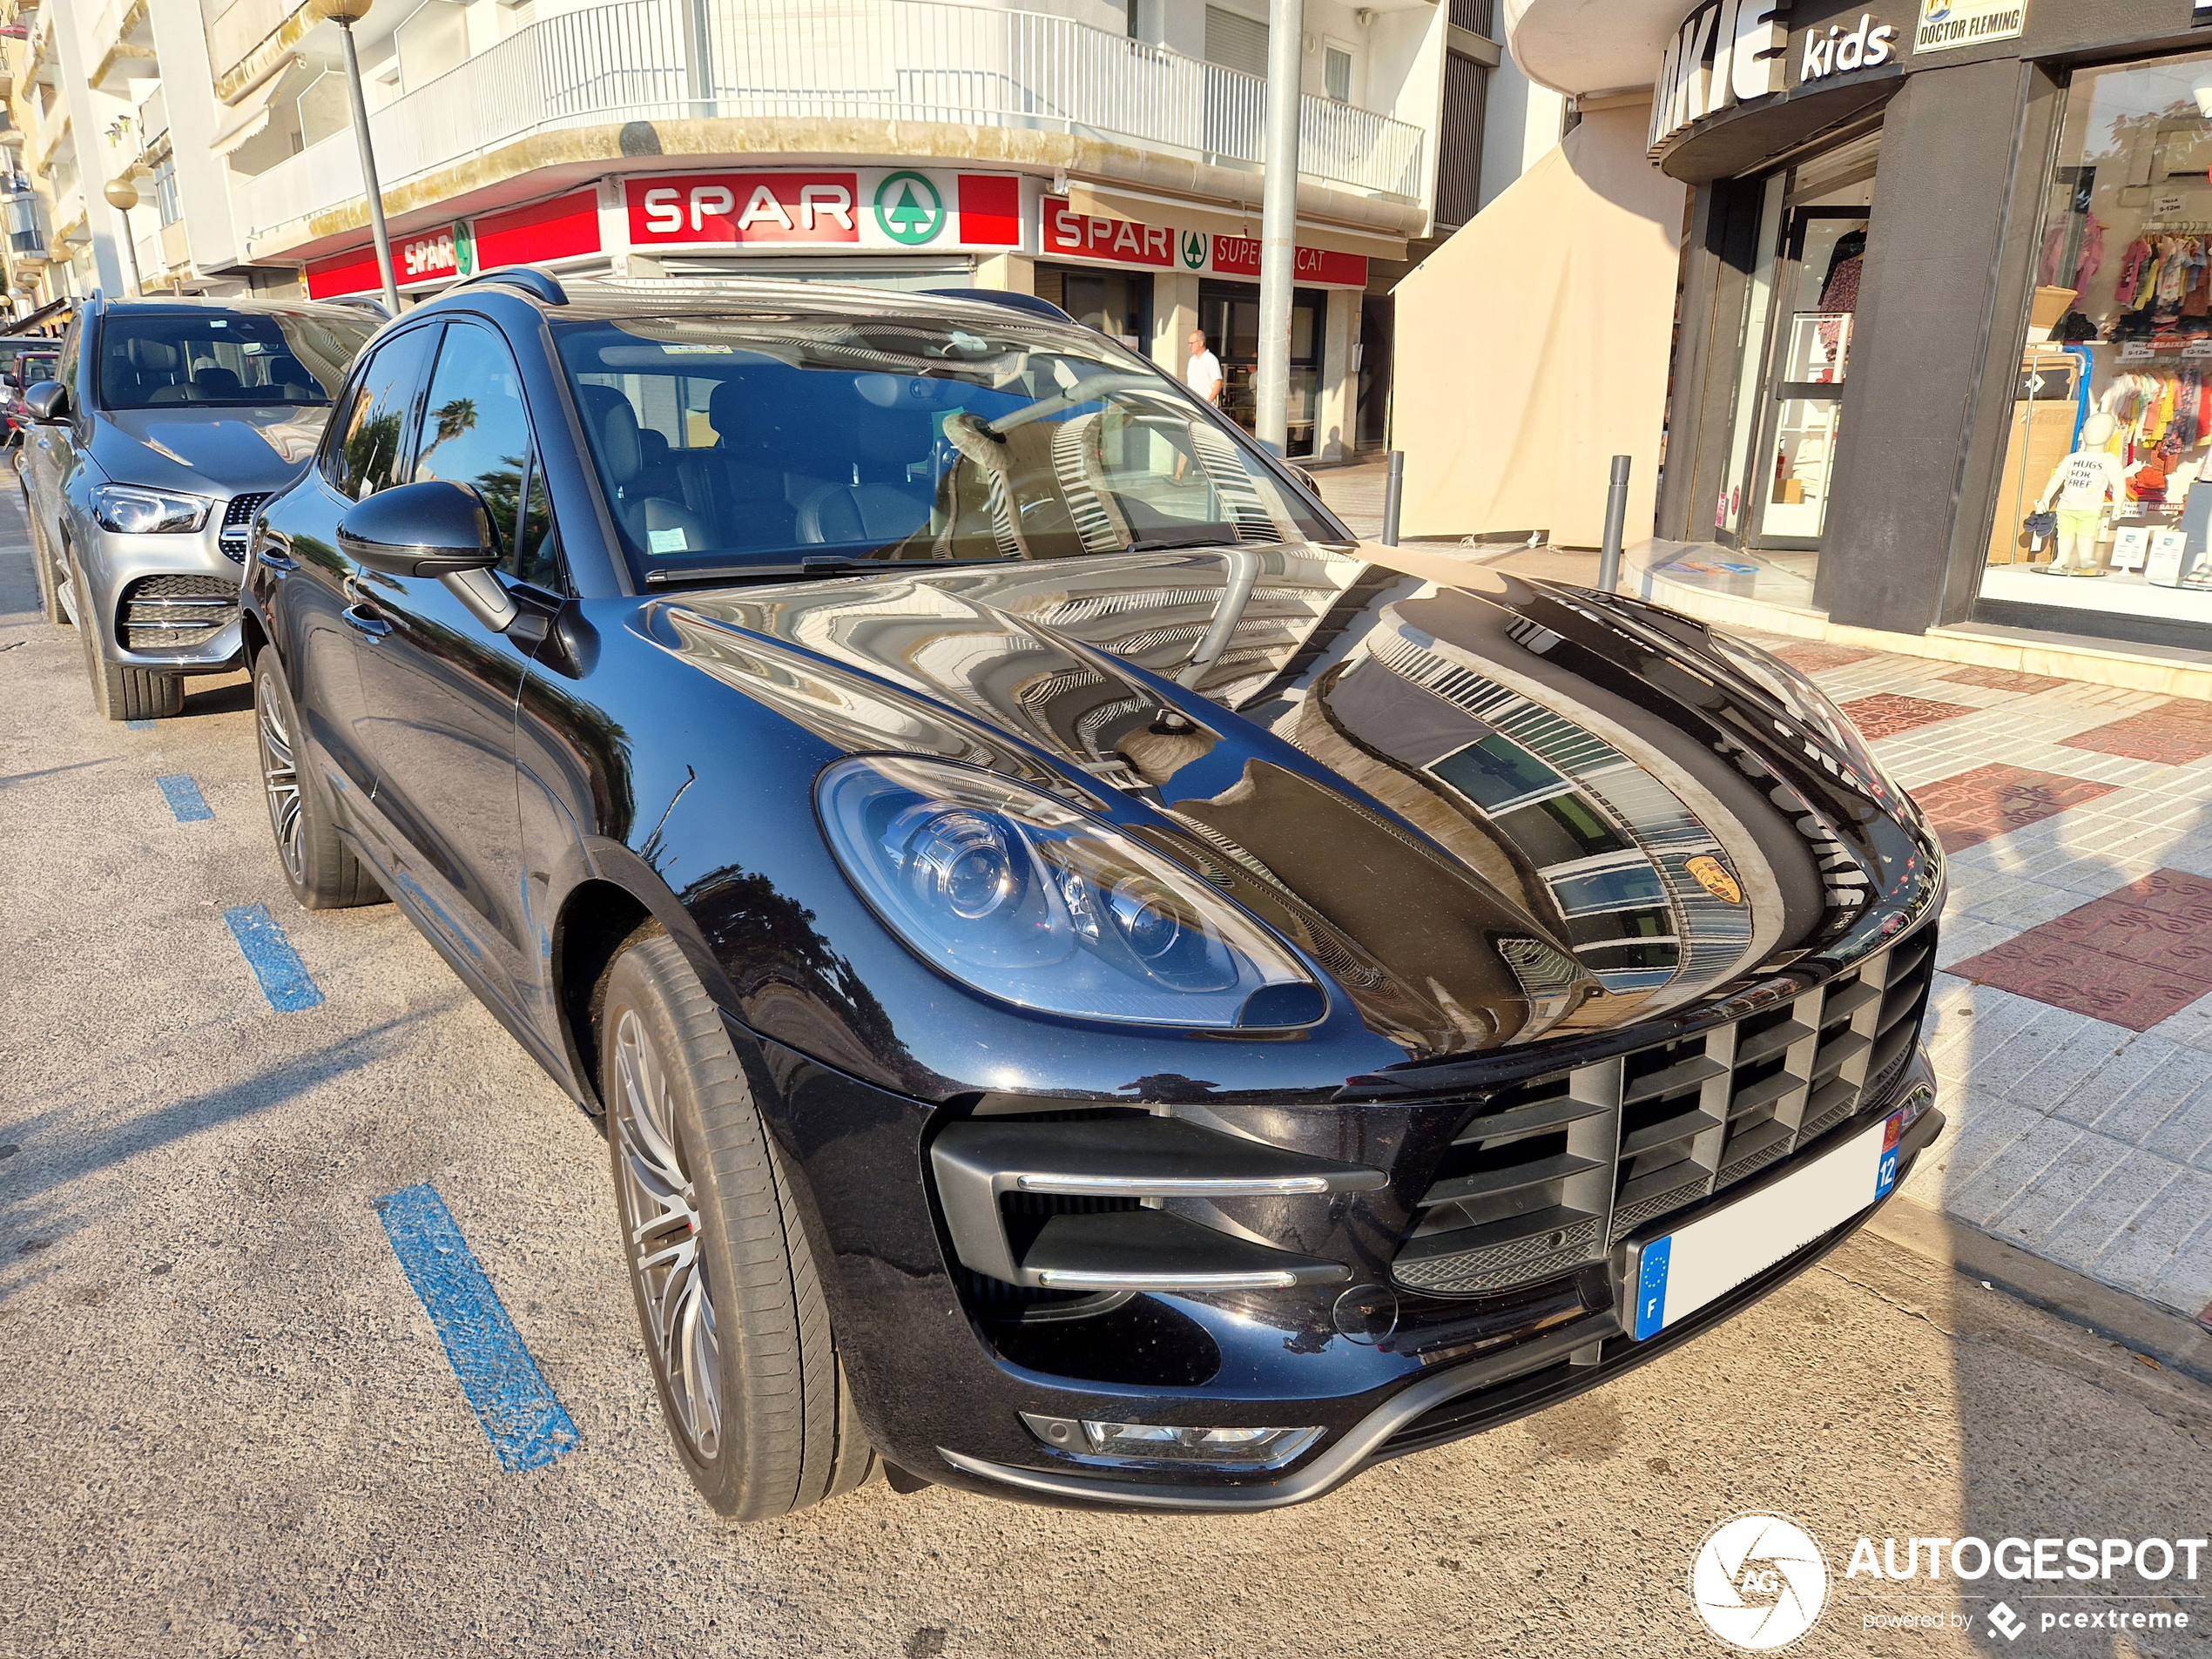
[874,172,944,245]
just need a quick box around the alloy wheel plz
[255,676,307,885]
[612,1007,722,1460]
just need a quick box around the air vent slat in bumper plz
[1416,1151,1606,1209]
[932,1115,1380,1291]
[1622,1054,1726,1105]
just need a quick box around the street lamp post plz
[1253,0,1304,456]
[325,0,401,315]
[103,176,143,296]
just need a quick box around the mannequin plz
[2033,411,2141,576]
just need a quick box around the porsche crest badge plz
[1685,854,1743,906]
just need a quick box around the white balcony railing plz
[236,0,1427,244]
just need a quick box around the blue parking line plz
[221,903,324,1011]
[125,718,153,732]
[372,1184,583,1473]
[155,772,212,822]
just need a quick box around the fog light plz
[1021,1412,1322,1470]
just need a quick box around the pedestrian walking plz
[1185,328,1224,406]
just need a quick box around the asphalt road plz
[2,491,2208,1659]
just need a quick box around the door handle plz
[258,532,297,572]
[342,602,392,640]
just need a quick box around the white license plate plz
[1622,1110,1904,1340]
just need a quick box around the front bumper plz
[752,998,1942,1512]
[940,1075,1941,1509]
[70,506,251,675]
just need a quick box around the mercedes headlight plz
[1709,631,1898,806]
[817,756,1326,1028]
[91,483,212,535]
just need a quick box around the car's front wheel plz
[598,927,876,1520]
[253,652,381,908]
[74,561,180,721]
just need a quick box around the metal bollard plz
[1380,449,1405,547]
[1595,454,1632,592]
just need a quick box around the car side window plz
[412,321,542,574]
[510,462,565,592]
[329,327,435,500]
[55,318,80,401]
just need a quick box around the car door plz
[22,315,83,600]
[262,324,439,819]
[345,318,544,1009]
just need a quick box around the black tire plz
[74,563,182,721]
[599,928,875,1520]
[253,651,382,908]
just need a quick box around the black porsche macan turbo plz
[240,269,1944,1518]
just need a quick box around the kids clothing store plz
[1651,0,2212,653]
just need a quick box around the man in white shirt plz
[1184,330,1224,406]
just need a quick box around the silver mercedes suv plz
[19,293,379,720]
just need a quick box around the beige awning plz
[1062,181,1407,261]
[210,72,287,159]
[1391,98,1683,549]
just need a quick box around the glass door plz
[1199,282,1325,457]
[1750,207,1870,547]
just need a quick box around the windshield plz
[97,307,376,411]
[551,312,1338,582]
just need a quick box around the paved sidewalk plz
[1756,637,2212,1328]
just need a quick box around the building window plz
[1204,5,1268,78]
[150,156,181,226]
[1981,49,2212,639]
[1324,44,1353,104]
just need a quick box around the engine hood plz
[91,406,331,496]
[650,541,1940,1062]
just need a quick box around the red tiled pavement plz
[1774,643,1878,671]
[1949,868,2212,1031]
[2063,698,2212,765]
[1839,692,1977,740]
[1939,664,2072,695]
[1907,762,2121,852]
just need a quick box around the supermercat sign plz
[1650,1,1900,156]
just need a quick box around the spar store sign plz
[304,188,604,299]
[1042,199,1369,287]
[626,169,1026,251]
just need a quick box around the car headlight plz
[817,755,1326,1028]
[90,483,212,535]
[1709,631,1899,806]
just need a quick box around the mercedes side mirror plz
[23,381,67,423]
[337,479,518,632]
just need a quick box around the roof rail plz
[448,266,570,307]
[923,288,1075,324]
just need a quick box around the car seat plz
[794,405,931,545]
[577,383,711,557]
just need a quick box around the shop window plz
[1980,50,2212,637]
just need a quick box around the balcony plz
[235,0,1428,248]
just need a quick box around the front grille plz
[120,573,238,651]
[1393,925,1938,1296]
[218,492,273,563]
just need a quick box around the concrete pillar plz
[971,251,1034,293]
[1155,271,1199,375]
[1317,288,1357,462]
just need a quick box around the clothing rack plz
[2139,220,2212,235]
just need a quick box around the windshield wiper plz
[1122,527,1257,553]
[645,557,983,587]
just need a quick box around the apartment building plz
[0,0,1549,460]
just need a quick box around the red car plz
[1,346,57,443]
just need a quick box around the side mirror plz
[337,479,517,632]
[338,479,500,577]
[23,381,67,423]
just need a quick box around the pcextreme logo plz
[1691,1514,1831,1651]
